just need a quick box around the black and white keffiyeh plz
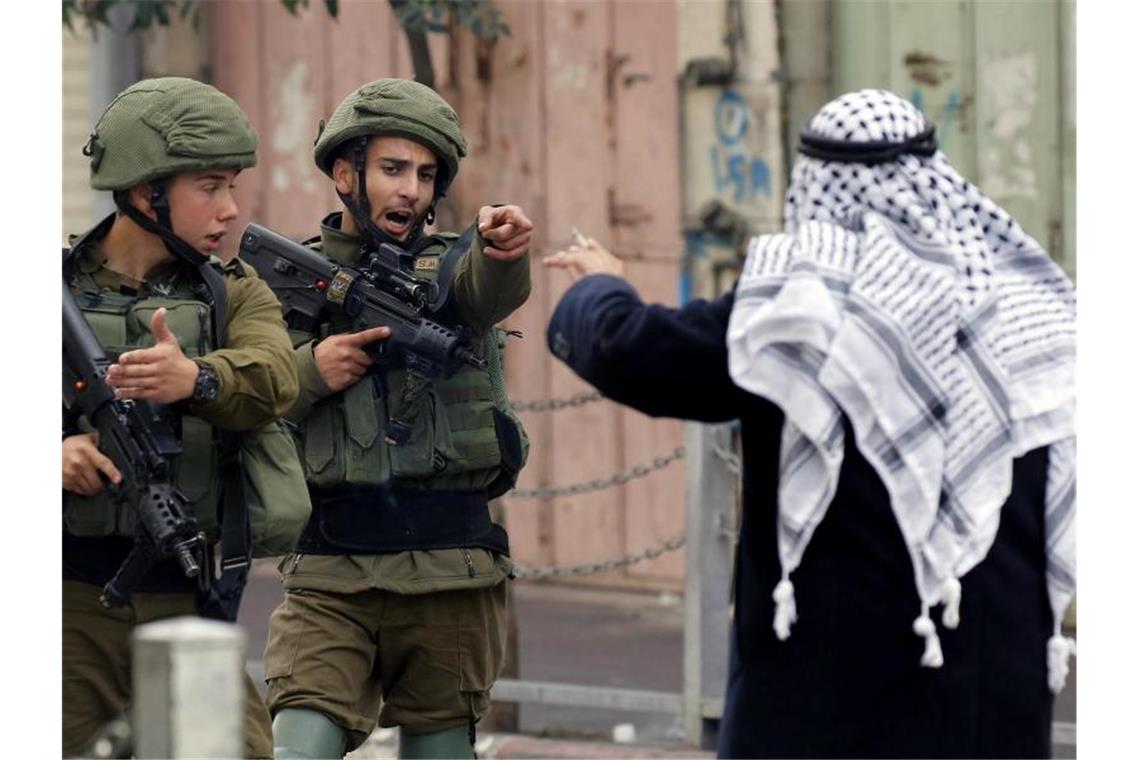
[726,90,1076,692]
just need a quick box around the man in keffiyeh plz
[544,89,1074,759]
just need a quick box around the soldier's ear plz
[129,183,154,216]
[331,157,355,196]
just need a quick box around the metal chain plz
[511,390,604,413]
[712,443,742,477]
[512,533,686,579]
[508,446,686,499]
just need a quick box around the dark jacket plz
[548,274,1053,759]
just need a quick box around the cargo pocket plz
[486,408,526,499]
[436,367,501,478]
[342,379,389,485]
[62,490,121,537]
[457,583,507,725]
[387,372,445,480]
[263,590,307,682]
[129,299,211,358]
[300,400,344,487]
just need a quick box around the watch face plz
[195,366,220,402]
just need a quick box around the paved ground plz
[239,560,1076,758]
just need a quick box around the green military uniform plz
[62,78,299,759]
[262,79,531,758]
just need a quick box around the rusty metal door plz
[829,0,1075,276]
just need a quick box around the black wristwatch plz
[192,362,220,403]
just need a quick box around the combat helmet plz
[84,77,258,264]
[314,78,468,247]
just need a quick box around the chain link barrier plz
[511,390,604,413]
[508,446,686,500]
[503,398,741,576]
[512,533,686,579]
[712,443,742,477]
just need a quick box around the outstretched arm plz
[545,240,744,422]
[449,205,534,334]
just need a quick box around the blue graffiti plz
[709,88,772,203]
[909,88,925,112]
[715,89,750,145]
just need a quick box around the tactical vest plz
[62,271,222,540]
[297,236,529,499]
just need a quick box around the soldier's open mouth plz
[382,210,413,237]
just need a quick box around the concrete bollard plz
[132,616,245,759]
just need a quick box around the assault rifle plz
[63,280,204,608]
[239,223,487,444]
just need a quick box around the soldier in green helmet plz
[262,78,533,759]
[62,77,299,758]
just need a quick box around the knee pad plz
[397,725,474,759]
[272,708,346,759]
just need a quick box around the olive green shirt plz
[72,236,300,431]
[283,214,528,594]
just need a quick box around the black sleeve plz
[546,274,744,422]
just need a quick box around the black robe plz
[548,274,1054,759]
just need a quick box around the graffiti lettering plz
[709,89,771,203]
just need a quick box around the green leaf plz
[281,0,301,16]
[62,0,77,32]
[128,2,154,31]
[179,0,196,20]
[92,0,117,27]
[324,0,339,18]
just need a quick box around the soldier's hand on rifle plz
[543,237,626,282]
[62,432,122,496]
[478,205,534,261]
[105,308,200,404]
[314,325,392,393]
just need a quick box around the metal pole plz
[132,616,245,759]
[682,422,735,748]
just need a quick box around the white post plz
[132,616,245,759]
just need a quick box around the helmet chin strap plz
[342,136,438,251]
[113,183,208,268]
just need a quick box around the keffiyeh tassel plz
[912,612,944,669]
[1047,628,1077,694]
[772,576,797,640]
[939,577,962,629]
